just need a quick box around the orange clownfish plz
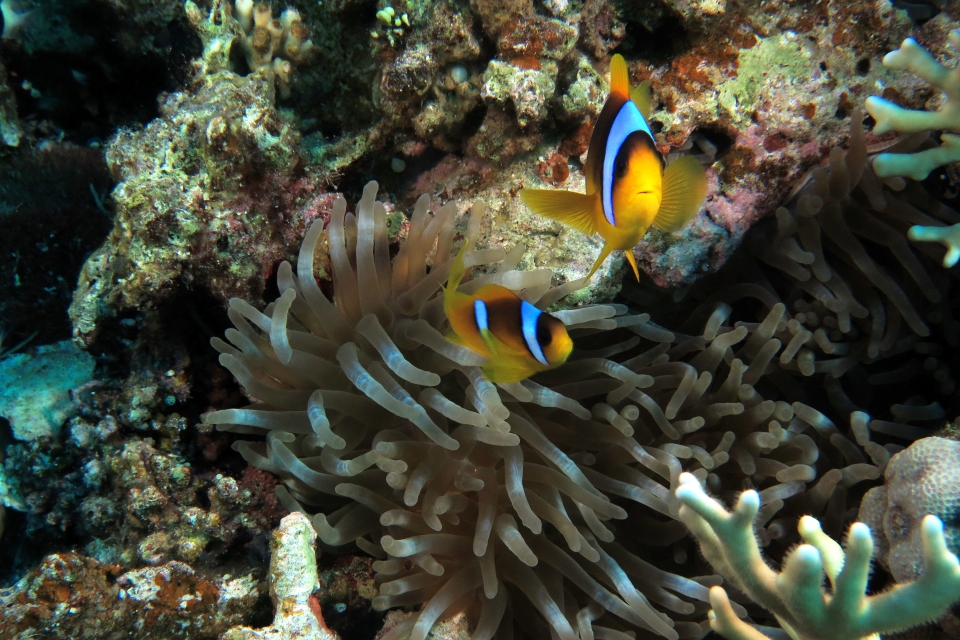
[443,243,573,383]
[520,54,708,280]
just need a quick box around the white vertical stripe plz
[520,301,549,366]
[474,299,489,331]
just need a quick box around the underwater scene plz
[2,0,960,638]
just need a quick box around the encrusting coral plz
[858,437,960,584]
[203,170,958,639]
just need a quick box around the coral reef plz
[867,30,960,180]
[203,176,959,639]
[7,2,960,640]
[186,0,316,99]
[0,361,283,583]
[68,68,327,346]
[479,15,578,128]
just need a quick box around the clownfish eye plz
[614,156,628,178]
[536,319,552,346]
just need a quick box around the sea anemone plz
[204,170,945,639]
[204,181,725,640]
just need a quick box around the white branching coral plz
[185,0,315,99]
[866,31,960,180]
[676,472,960,640]
[234,0,314,98]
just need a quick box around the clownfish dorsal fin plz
[609,54,631,100]
[444,239,472,294]
[631,79,654,120]
[654,155,708,233]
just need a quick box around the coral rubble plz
[0,340,94,441]
[0,552,258,638]
[222,511,338,640]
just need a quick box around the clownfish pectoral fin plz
[624,251,640,281]
[483,357,536,384]
[479,327,500,356]
[609,54,631,100]
[520,189,598,237]
[630,79,654,120]
[653,155,708,233]
[446,331,468,347]
[585,243,615,280]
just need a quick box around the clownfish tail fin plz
[654,155,708,233]
[520,189,598,236]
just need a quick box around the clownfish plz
[520,54,708,280]
[443,242,573,383]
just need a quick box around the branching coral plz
[908,223,960,268]
[676,472,960,640]
[185,0,315,98]
[864,31,960,273]
[865,31,960,181]
[233,0,314,98]
[203,176,948,639]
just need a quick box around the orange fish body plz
[521,54,708,280]
[443,244,573,383]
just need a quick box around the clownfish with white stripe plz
[521,54,708,280]
[443,242,573,383]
